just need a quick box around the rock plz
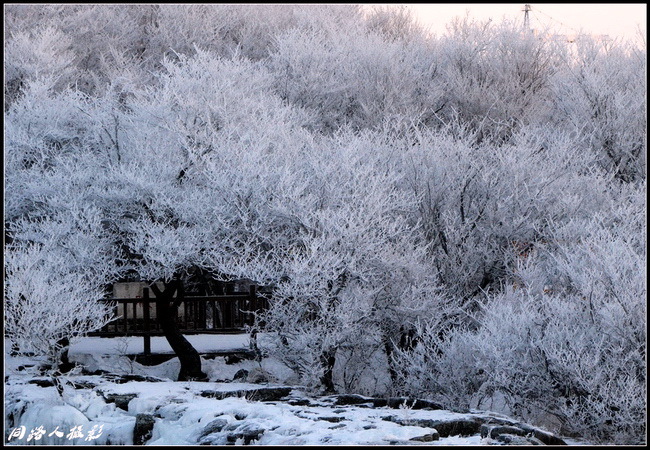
[334,394,376,406]
[103,393,138,411]
[200,387,291,402]
[133,413,156,445]
[252,387,292,402]
[248,387,292,402]
[384,415,482,437]
[94,372,166,384]
[386,397,443,410]
[224,354,244,364]
[433,418,490,437]
[81,368,111,376]
[529,428,567,445]
[70,380,97,390]
[200,390,225,399]
[246,367,271,384]
[410,431,440,442]
[199,418,229,439]
[232,369,249,381]
[27,378,55,388]
[495,433,536,445]
[317,416,344,423]
[198,435,227,445]
[477,418,567,445]
[116,374,166,383]
[481,424,527,439]
[525,436,546,445]
[241,430,264,445]
[332,394,442,410]
[511,422,568,445]
[370,398,388,407]
[225,422,265,445]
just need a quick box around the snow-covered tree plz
[437,16,562,145]
[5,208,117,369]
[548,35,646,183]
[4,5,645,443]
[205,130,448,393]
[391,184,646,444]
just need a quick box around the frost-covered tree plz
[391,183,646,444]
[548,35,646,183]
[267,6,444,135]
[437,16,562,145]
[205,130,447,393]
[4,80,125,370]
[129,49,449,391]
[5,207,118,370]
[4,5,646,442]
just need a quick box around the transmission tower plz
[523,4,531,31]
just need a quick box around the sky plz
[402,3,647,42]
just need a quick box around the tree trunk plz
[383,334,398,385]
[320,348,337,393]
[55,336,75,373]
[384,326,420,387]
[150,280,207,381]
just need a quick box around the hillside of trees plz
[4,5,646,444]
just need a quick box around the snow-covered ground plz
[5,335,587,446]
[5,377,480,445]
[69,334,251,356]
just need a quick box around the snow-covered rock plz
[5,349,575,446]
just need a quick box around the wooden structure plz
[90,285,268,355]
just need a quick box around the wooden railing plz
[89,285,268,354]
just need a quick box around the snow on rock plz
[5,348,575,446]
[5,374,571,446]
[18,403,90,445]
[133,414,156,445]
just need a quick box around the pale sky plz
[401,3,647,42]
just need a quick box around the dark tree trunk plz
[56,336,75,373]
[320,348,337,393]
[150,280,207,381]
[384,326,420,386]
[383,334,398,384]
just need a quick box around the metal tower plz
[523,4,531,31]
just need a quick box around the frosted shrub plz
[5,243,114,366]
[549,36,646,183]
[363,5,428,43]
[393,204,646,444]
[153,4,312,61]
[438,17,562,145]
[268,19,444,134]
[4,25,74,107]
[4,4,645,441]
[396,125,605,302]
[4,80,124,180]
[214,131,447,393]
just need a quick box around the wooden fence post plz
[143,287,151,356]
[224,283,233,329]
[249,284,257,325]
